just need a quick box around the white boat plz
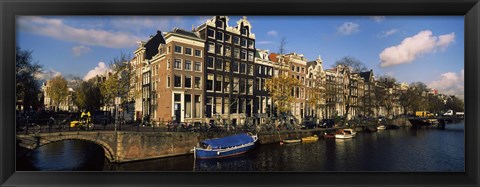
[335,133,354,139]
[377,125,386,130]
[335,130,354,139]
[343,128,357,137]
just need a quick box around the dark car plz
[319,119,335,128]
[300,120,316,129]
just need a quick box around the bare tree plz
[278,37,287,55]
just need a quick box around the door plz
[174,103,181,123]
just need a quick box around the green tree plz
[73,78,102,111]
[446,96,464,113]
[100,53,132,112]
[265,74,301,122]
[46,75,68,111]
[16,47,43,110]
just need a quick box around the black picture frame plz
[1,0,479,186]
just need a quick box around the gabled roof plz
[360,70,374,82]
[144,30,166,60]
[171,28,200,39]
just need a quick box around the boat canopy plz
[201,134,254,149]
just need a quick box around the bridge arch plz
[17,132,117,163]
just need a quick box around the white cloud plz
[18,16,143,48]
[379,29,398,38]
[337,22,359,35]
[72,45,91,57]
[428,69,464,100]
[370,16,386,23]
[35,68,62,81]
[257,41,273,44]
[267,30,278,37]
[83,62,110,81]
[379,30,455,67]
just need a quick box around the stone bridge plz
[16,131,202,163]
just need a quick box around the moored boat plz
[377,125,386,130]
[301,135,319,142]
[282,139,302,144]
[323,132,335,139]
[194,133,258,159]
[343,128,357,136]
[334,130,354,139]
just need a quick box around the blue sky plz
[16,16,464,99]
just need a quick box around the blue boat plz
[194,133,258,159]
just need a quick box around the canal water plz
[17,121,464,172]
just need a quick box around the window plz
[239,78,245,93]
[167,76,170,87]
[258,65,262,74]
[185,76,192,88]
[216,44,223,55]
[194,95,201,118]
[248,40,254,49]
[230,98,237,113]
[207,57,214,69]
[225,46,231,57]
[216,19,224,28]
[261,78,266,91]
[185,60,192,71]
[225,34,231,43]
[247,79,253,95]
[291,66,295,71]
[223,98,229,114]
[185,94,191,118]
[185,48,192,55]
[167,46,171,54]
[174,59,182,69]
[207,28,215,38]
[240,63,246,74]
[241,38,247,47]
[194,77,201,89]
[194,62,201,72]
[248,51,254,61]
[233,78,239,93]
[167,59,171,69]
[216,58,223,70]
[232,61,239,73]
[195,49,202,57]
[234,48,240,59]
[174,75,181,87]
[224,78,230,92]
[206,97,213,117]
[240,50,247,60]
[233,36,239,45]
[215,97,222,114]
[175,45,182,53]
[208,42,215,53]
[216,31,224,41]
[207,74,214,91]
[256,78,260,91]
[241,27,248,35]
[174,93,181,102]
[225,61,230,72]
[215,75,222,92]
[297,67,300,72]
[247,64,252,75]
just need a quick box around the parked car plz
[319,119,335,128]
[301,120,316,129]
